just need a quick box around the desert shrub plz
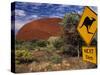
[16,60,20,64]
[60,46,67,52]
[65,46,78,56]
[36,40,48,47]
[16,44,22,50]
[15,50,36,64]
[15,40,49,50]
[15,40,24,50]
[53,39,63,50]
[16,40,23,45]
[44,45,56,52]
[15,41,30,50]
[50,55,62,64]
[22,41,32,49]
[29,40,39,50]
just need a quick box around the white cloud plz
[26,15,40,21]
[15,20,33,33]
[50,15,61,18]
[60,5,67,8]
[15,9,26,17]
[77,10,82,15]
[15,21,25,31]
[56,7,65,11]
[31,15,38,18]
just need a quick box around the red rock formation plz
[16,18,63,41]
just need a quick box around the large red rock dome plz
[16,18,63,41]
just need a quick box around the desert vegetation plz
[15,13,97,73]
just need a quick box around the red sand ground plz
[16,18,63,41]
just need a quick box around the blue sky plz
[11,2,97,33]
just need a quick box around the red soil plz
[16,18,63,41]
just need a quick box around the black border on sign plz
[77,6,97,46]
[86,6,97,15]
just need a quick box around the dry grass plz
[15,50,97,73]
[16,51,96,73]
[16,57,96,73]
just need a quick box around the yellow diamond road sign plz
[77,7,97,45]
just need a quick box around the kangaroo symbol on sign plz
[80,16,96,34]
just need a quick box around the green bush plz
[46,45,56,52]
[15,41,31,50]
[50,55,62,64]
[15,50,36,64]
[53,39,63,50]
[15,40,49,50]
[36,40,48,47]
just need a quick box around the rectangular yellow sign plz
[82,46,96,64]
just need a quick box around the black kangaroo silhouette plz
[80,16,96,34]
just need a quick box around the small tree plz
[59,13,81,58]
